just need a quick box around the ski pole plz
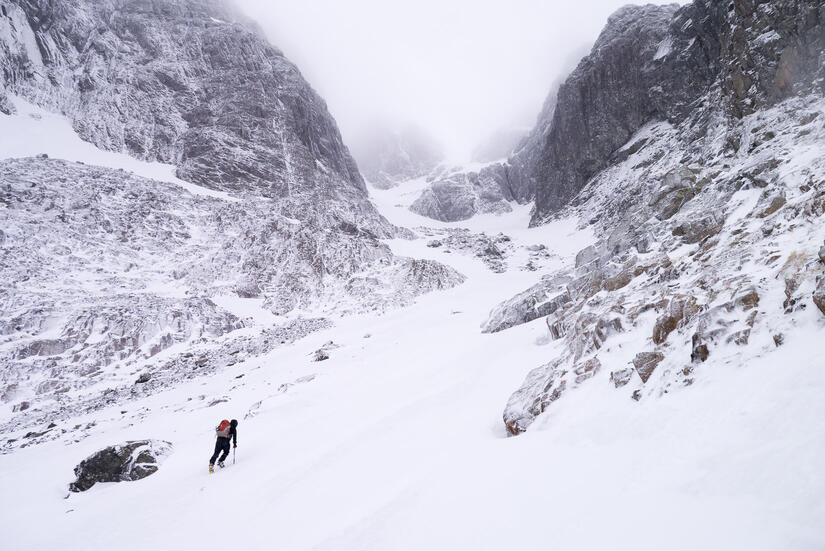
[233,447,236,465]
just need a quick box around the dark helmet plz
[230,419,238,427]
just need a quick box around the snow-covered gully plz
[2,0,825,549]
[2,170,823,549]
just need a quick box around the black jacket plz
[218,421,238,447]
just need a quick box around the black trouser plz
[210,436,231,465]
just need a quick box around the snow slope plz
[1,163,823,550]
[0,96,237,201]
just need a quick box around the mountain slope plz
[484,0,825,434]
[1,160,823,551]
[531,0,825,223]
[0,0,463,437]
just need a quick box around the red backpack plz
[216,419,231,438]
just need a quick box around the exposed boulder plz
[632,352,664,383]
[610,368,634,388]
[311,341,340,362]
[653,296,701,345]
[503,360,566,436]
[601,258,637,292]
[672,214,725,244]
[482,285,571,334]
[69,440,172,492]
[757,194,787,218]
[690,333,709,363]
[650,167,698,220]
[574,357,601,384]
[410,165,513,222]
[814,277,825,316]
[731,288,760,311]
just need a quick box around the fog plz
[235,0,681,162]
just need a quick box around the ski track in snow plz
[0,108,824,551]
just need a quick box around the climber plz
[209,419,238,473]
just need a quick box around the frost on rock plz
[500,0,825,434]
[0,0,467,447]
[0,156,464,444]
[482,278,571,334]
[0,0,462,315]
[529,0,825,224]
[410,164,515,222]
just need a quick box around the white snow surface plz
[1,101,824,550]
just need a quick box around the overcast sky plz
[235,0,681,161]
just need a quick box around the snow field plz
[1,100,824,551]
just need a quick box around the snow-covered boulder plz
[410,163,516,222]
[814,277,825,317]
[69,440,172,492]
[482,284,571,334]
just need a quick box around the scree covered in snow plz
[1,0,825,549]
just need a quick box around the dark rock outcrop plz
[0,0,370,210]
[69,440,172,492]
[528,0,825,224]
[653,296,701,345]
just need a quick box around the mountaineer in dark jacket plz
[209,419,238,472]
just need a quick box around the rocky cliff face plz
[495,1,825,435]
[530,0,825,224]
[0,0,468,310]
[0,0,367,210]
[0,0,465,436]
[410,1,825,226]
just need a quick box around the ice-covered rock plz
[650,167,699,220]
[652,296,701,345]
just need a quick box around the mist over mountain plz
[1,1,824,549]
[348,122,444,189]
